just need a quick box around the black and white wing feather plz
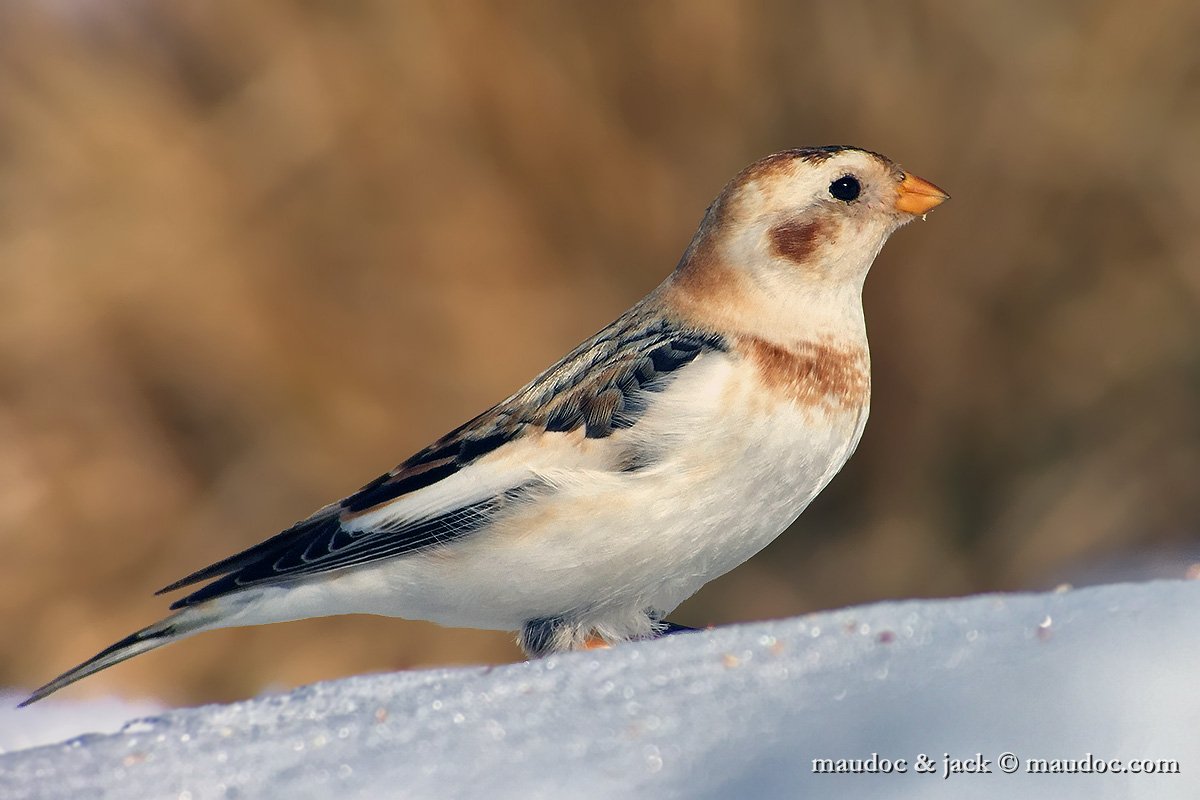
[160,306,726,609]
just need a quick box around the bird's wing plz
[160,306,727,609]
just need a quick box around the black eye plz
[829,175,861,202]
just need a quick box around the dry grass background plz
[2,1,1199,706]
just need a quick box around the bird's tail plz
[19,607,220,707]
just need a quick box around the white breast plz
[597,349,871,616]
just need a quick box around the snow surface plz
[0,694,162,755]
[2,580,1197,799]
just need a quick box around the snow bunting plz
[23,146,947,704]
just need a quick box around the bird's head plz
[665,146,948,335]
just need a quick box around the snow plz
[0,694,163,756]
[2,580,1197,799]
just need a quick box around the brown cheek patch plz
[769,218,828,265]
[740,336,869,409]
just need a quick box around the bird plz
[23,146,948,706]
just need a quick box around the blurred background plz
[1,0,1198,707]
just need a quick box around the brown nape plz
[665,197,739,303]
[769,218,829,265]
[669,242,723,300]
[739,336,869,409]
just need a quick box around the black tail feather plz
[20,623,180,707]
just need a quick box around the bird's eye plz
[829,175,861,202]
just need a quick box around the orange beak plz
[895,172,950,215]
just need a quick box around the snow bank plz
[0,694,162,756]
[2,580,1196,799]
